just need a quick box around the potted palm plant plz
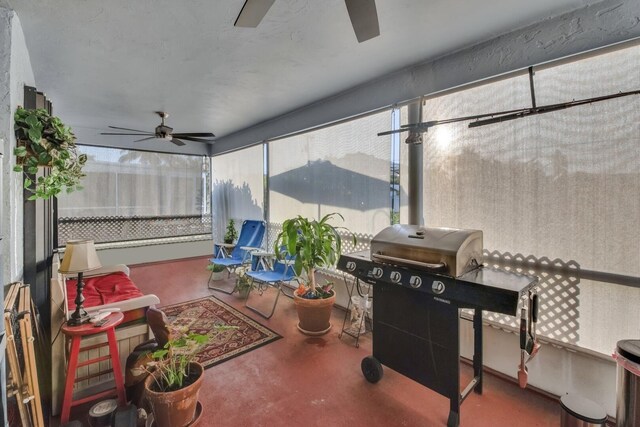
[274,213,354,335]
[13,106,87,200]
[144,332,207,427]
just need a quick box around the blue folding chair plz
[244,253,296,319]
[208,219,266,293]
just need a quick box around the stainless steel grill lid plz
[370,225,483,277]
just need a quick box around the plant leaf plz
[14,146,27,157]
[38,151,50,164]
[28,127,42,144]
[25,114,38,127]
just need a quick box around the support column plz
[263,142,270,243]
[407,101,423,226]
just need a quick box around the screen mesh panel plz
[57,146,210,245]
[269,110,393,236]
[411,44,640,354]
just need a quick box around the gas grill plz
[337,225,540,427]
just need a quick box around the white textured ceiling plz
[9,0,595,150]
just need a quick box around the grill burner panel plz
[341,251,536,315]
[338,250,538,427]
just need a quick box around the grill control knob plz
[372,267,383,279]
[409,276,422,288]
[390,271,402,283]
[346,261,356,272]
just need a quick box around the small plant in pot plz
[224,219,238,244]
[144,332,207,427]
[206,262,226,281]
[13,107,87,200]
[234,266,254,299]
[274,212,355,335]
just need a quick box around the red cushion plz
[66,272,144,310]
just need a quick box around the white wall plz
[1,8,34,285]
[94,239,212,267]
[460,321,618,415]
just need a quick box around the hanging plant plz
[13,107,87,200]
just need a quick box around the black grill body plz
[337,251,538,427]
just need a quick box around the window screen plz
[211,144,264,242]
[403,43,640,354]
[269,110,394,237]
[57,146,210,245]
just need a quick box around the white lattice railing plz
[223,219,586,350]
[265,222,371,254]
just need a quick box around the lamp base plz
[68,308,91,326]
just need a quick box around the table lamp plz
[59,240,102,326]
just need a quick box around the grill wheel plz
[361,356,383,383]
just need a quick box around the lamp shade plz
[59,240,102,274]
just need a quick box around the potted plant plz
[234,266,254,299]
[13,107,87,200]
[144,332,208,427]
[274,212,354,335]
[224,219,238,244]
[206,263,226,281]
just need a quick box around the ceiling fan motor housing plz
[156,125,174,138]
[102,111,215,145]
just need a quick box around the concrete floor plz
[60,255,561,426]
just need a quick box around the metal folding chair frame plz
[207,220,266,294]
[244,259,296,319]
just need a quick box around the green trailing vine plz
[13,107,87,200]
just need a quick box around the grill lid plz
[370,225,483,277]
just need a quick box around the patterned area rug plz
[160,296,281,369]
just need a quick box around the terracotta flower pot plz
[293,290,336,335]
[144,362,204,427]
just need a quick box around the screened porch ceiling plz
[7,0,603,156]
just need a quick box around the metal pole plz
[407,101,423,225]
[263,142,270,248]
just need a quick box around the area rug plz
[160,296,281,369]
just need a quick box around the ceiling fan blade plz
[345,0,380,43]
[108,126,150,133]
[134,136,157,142]
[101,132,154,136]
[234,0,275,27]
[171,138,186,146]
[172,136,213,143]
[172,132,216,138]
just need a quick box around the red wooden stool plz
[60,312,126,424]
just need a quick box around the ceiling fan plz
[100,112,216,146]
[234,0,380,43]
